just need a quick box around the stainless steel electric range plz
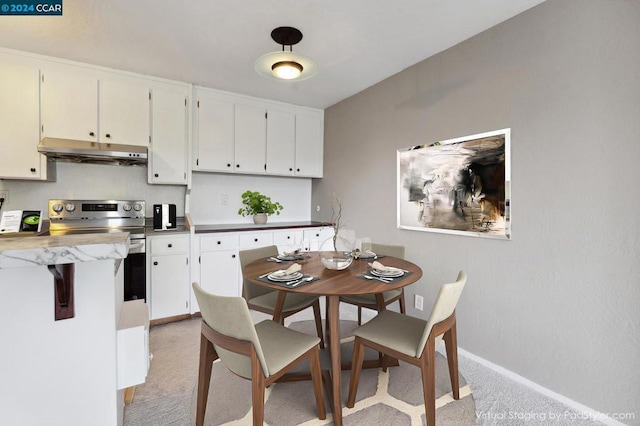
[47,199,147,301]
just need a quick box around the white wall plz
[0,162,185,218]
[189,172,312,224]
[313,0,640,422]
[0,164,313,224]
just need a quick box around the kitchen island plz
[0,232,142,426]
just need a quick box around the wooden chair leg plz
[312,300,325,349]
[399,291,406,314]
[443,321,460,399]
[421,339,437,426]
[357,306,362,325]
[381,353,389,372]
[309,348,327,420]
[196,333,217,426]
[346,337,366,408]
[251,351,266,426]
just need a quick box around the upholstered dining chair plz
[347,270,467,426]
[192,283,326,426]
[239,245,324,347]
[340,243,407,325]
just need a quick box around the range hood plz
[38,138,148,166]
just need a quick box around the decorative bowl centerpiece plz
[321,255,353,270]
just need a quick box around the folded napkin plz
[352,249,376,259]
[368,261,402,272]
[270,263,302,276]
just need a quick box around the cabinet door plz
[41,67,98,142]
[196,94,235,172]
[150,254,190,320]
[265,109,295,175]
[0,60,43,179]
[295,114,323,177]
[100,79,150,146]
[199,250,240,298]
[149,88,188,184]
[234,103,266,174]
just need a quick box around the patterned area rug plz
[190,320,476,425]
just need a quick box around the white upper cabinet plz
[234,103,266,174]
[295,113,323,178]
[193,86,324,178]
[195,91,235,172]
[41,66,150,147]
[41,67,99,143]
[149,86,188,185]
[0,57,51,180]
[265,108,296,175]
[99,79,150,146]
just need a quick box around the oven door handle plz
[128,241,145,254]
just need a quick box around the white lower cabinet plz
[273,229,303,253]
[148,234,190,321]
[194,233,241,313]
[192,227,334,314]
[303,227,335,251]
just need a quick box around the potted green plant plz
[237,190,284,224]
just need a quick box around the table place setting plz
[257,262,319,288]
[267,249,311,262]
[346,248,382,260]
[358,260,411,284]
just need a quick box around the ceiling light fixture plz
[255,26,318,82]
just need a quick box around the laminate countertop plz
[194,221,332,234]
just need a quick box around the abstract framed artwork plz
[397,128,511,239]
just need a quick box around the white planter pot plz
[253,214,268,224]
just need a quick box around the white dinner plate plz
[267,271,303,282]
[370,269,404,278]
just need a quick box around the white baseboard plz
[452,347,628,426]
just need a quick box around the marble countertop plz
[0,232,130,269]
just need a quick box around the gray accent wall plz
[313,0,640,421]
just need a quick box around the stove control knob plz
[133,204,143,211]
[65,203,76,212]
[122,204,132,212]
[52,203,64,213]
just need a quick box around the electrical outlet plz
[0,190,8,206]
[316,205,320,212]
[220,194,228,205]
[414,294,424,311]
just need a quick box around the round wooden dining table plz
[243,251,423,426]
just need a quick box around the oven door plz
[124,239,146,301]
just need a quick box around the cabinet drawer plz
[272,230,303,247]
[238,231,273,249]
[303,227,335,251]
[200,234,239,252]
[150,236,188,254]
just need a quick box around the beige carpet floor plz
[124,317,475,425]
